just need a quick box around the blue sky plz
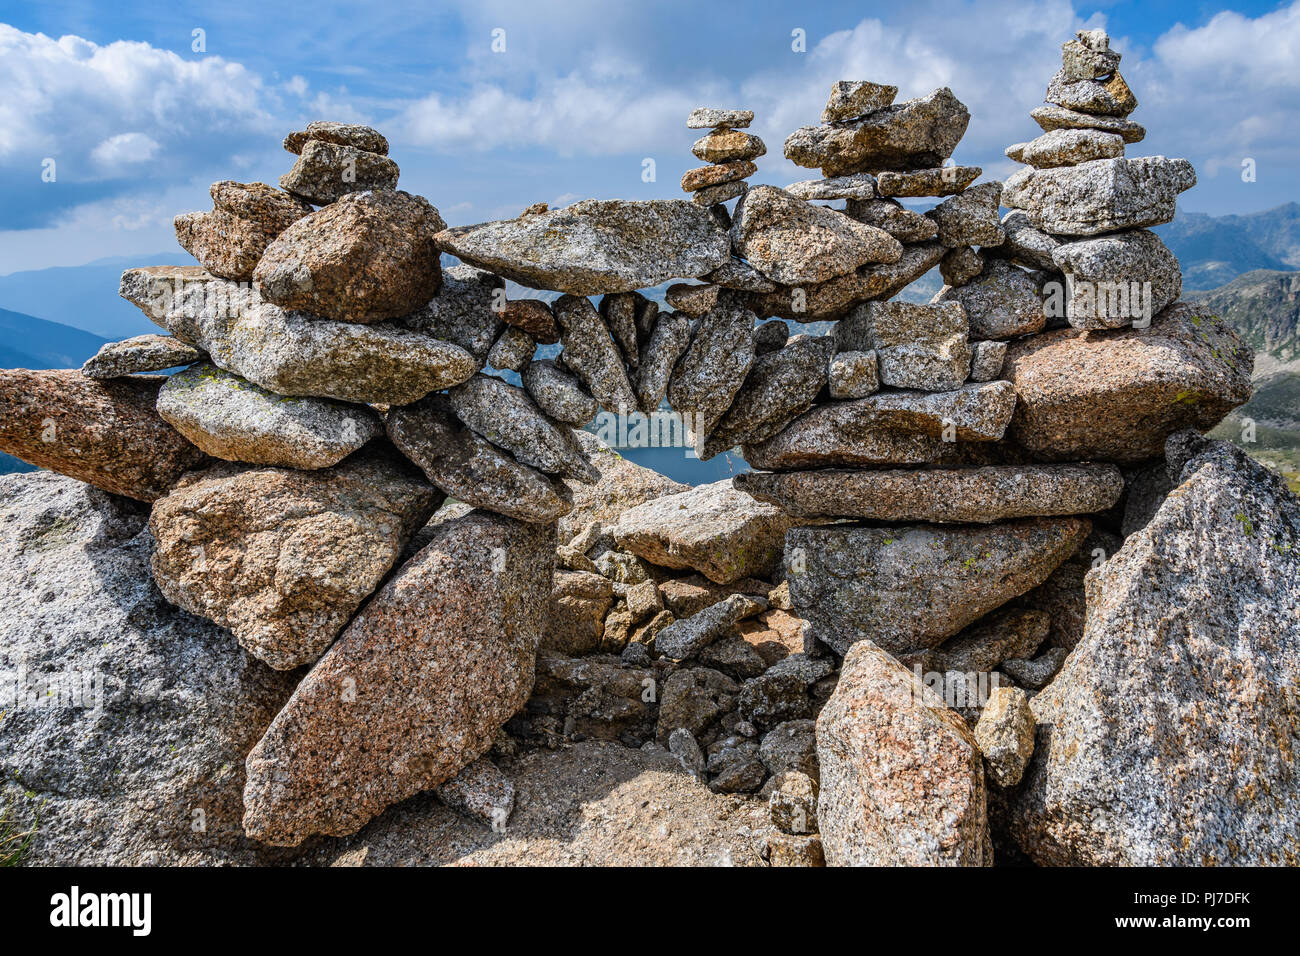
[2,0,1298,274]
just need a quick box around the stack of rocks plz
[681,108,764,208]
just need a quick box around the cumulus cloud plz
[90,132,161,168]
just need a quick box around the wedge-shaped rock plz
[822,81,897,123]
[817,641,992,866]
[730,186,902,285]
[828,349,879,399]
[993,210,1060,270]
[667,291,756,438]
[786,518,1090,654]
[283,121,389,156]
[746,242,947,321]
[436,200,731,294]
[0,370,208,502]
[701,335,832,459]
[119,264,220,324]
[487,325,535,371]
[398,263,505,359]
[1030,104,1145,143]
[877,165,981,197]
[736,463,1123,522]
[635,312,692,414]
[254,190,444,323]
[558,431,688,541]
[1006,128,1125,168]
[1010,437,1300,865]
[242,509,554,845]
[1004,302,1253,462]
[843,198,938,242]
[523,359,598,426]
[613,478,794,585]
[279,139,399,205]
[120,268,259,347]
[926,182,1005,248]
[934,259,1045,340]
[448,374,595,481]
[784,173,877,202]
[598,292,642,369]
[387,394,572,523]
[656,593,767,661]
[149,455,439,670]
[706,258,779,292]
[835,300,971,391]
[553,294,638,413]
[175,181,312,281]
[157,364,381,469]
[742,388,1016,472]
[784,87,970,177]
[1002,156,1195,236]
[1051,228,1181,329]
[82,334,202,378]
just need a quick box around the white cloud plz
[90,132,161,168]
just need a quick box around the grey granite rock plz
[1002,156,1195,236]
[974,687,1036,787]
[667,291,756,438]
[1006,128,1125,168]
[1045,69,1137,117]
[598,292,642,370]
[283,121,389,156]
[686,108,754,129]
[387,394,572,523]
[691,129,767,163]
[655,593,767,660]
[664,283,720,317]
[398,264,505,360]
[968,340,1007,381]
[993,210,1061,271]
[835,300,971,391]
[939,245,984,286]
[786,518,1090,654]
[730,186,902,285]
[843,198,939,242]
[934,259,1046,340]
[1050,228,1181,329]
[1011,437,1300,865]
[784,87,970,177]
[279,139,400,205]
[157,364,381,468]
[877,165,981,197]
[827,349,879,399]
[1061,30,1121,80]
[435,199,731,294]
[821,81,897,123]
[634,312,693,415]
[488,326,536,371]
[736,463,1123,523]
[523,359,599,427]
[700,335,832,459]
[552,294,639,414]
[448,374,596,481]
[174,181,312,281]
[82,334,203,378]
[705,258,779,293]
[753,319,791,355]
[784,173,877,202]
[926,182,1005,248]
[434,758,515,830]
[1030,104,1145,143]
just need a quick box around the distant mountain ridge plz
[1187,269,1300,365]
[1156,202,1300,290]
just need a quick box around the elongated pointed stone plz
[668,291,756,438]
[553,294,638,414]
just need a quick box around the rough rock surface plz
[174,181,312,281]
[242,510,554,846]
[157,364,382,469]
[387,394,571,524]
[254,190,445,323]
[448,375,595,480]
[974,686,1036,787]
[784,87,970,177]
[656,593,767,660]
[667,291,756,438]
[701,335,831,458]
[434,758,515,830]
[1011,437,1300,865]
[283,121,389,156]
[817,641,992,866]
[730,186,902,285]
[0,473,302,865]
[736,464,1123,522]
[399,264,506,358]
[544,570,614,656]
[301,741,769,866]
[0,369,209,502]
[843,199,938,242]
[925,182,1005,248]
[827,349,879,399]
[614,479,795,585]
[279,139,400,205]
[523,360,599,427]
[553,294,639,413]
[786,518,1090,653]
[435,200,731,295]
[82,334,203,378]
[149,455,438,670]
[1030,104,1145,143]
[836,300,971,391]
[691,129,767,163]
[879,166,982,197]
[635,311,693,414]
[934,259,1046,340]
[784,173,877,202]
[1006,128,1125,168]
[1002,156,1195,236]
[995,210,1061,271]
[1051,228,1181,329]
[1003,302,1253,462]
[822,80,897,123]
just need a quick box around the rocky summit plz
[1,30,1291,870]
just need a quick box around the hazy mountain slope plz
[1157,202,1300,290]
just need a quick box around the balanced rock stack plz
[681,108,764,208]
[2,31,1294,869]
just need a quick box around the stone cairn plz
[0,31,1270,865]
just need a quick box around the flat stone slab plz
[785,518,1091,654]
[736,464,1124,522]
[157,363,382,469]
[435,199,731,295]
[81,334,203,378]
[1002,156,1195,236]
[613,478,794,585]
